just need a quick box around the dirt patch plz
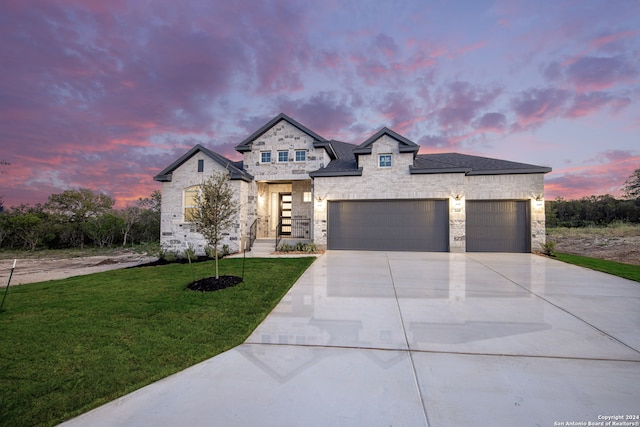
[0,252,158,286]
[547,235,640,266]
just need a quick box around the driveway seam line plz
[469,255,640,356]
[386,252,431,427]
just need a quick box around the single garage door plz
[466,200,530,252]
[327,199,449,251]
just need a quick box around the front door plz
[279,193,292,236]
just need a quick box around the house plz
[154,113,551,255]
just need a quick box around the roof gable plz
[153,144,252,182]
[353,127,419,156]
[235,113,337,159]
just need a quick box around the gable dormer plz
[352,127,419,171]
[235,113,338,180]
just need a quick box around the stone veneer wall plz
[159,153,251,256]
[242,120,328,180]
[312,135,546,252]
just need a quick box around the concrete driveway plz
[60,252,640,426]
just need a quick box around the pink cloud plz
[545,153,640,199]
[511,88,571,130]
[566,92,631,117]
[436,81,502,129]
[565,56,638,92]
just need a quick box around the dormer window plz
[261,152,271,163]
[379,154,392,168]
[278,151,289,162]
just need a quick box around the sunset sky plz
[1,0,639,208]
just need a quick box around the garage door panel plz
[466,201,530,252]
[328,200,449,252]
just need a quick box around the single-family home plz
[154,113,551,254]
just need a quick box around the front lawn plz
[0,257,315,427]
[554,252,640,282]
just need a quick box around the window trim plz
[295,150,306,162]
[379,154,392,168]
[183,185,202,222]
[278,150,289,163]
[261,151,272,163]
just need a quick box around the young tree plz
[623,168,640,199]
[191,171,239,279]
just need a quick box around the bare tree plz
[191,171,239,279]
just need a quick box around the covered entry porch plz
[255,180,313,244]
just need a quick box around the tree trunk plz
[215,246,219,279]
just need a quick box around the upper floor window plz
[295,150,306,162]
[197,159,204,172]
[184,185,201,221]
[261,151,271,163]
[278,151,289,162]
[379,154,392,168]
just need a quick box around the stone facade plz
[155,114,549,254]
[158,153,251,256]
[242,121,327,180]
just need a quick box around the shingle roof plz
[153,144,253,182]
[309,140,361,177]
[410,153,552,175]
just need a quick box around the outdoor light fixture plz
[534,195,544,209]
[452,194,463,211]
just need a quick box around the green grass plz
[555,252,640,282]
[0,257,315,427]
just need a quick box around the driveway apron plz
[60,252,640,427]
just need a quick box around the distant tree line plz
[546,168,640,227]
[0,188,160,251]
[546,195,640,227]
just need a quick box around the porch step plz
[249,239,276,256]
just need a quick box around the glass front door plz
[279,193,292,236]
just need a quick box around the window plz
[303,191,312,202]
[278,151,289,162]
[197,159,204,172]
[379,154,392,168]
[261,151,271,163]
[184,185,201,221]
[295,150,306,162]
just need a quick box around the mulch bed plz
[187,275,243,292]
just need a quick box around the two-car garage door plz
[327,199,449,251]
[327,199,531,253]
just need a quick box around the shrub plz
[540,240,556,256]
[182,245,196,260]
[277,243,292,252]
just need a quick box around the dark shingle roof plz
[309,140,361,177]
[410,153,552,175]
[153,144,253,182]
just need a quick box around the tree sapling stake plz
[1,259,16,311]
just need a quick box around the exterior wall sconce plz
[534,195,544,209]
[452,194,463,212]
[315,196,325,211]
